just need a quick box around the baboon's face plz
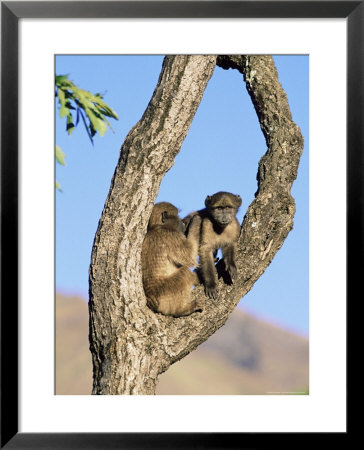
[210,206,236,226]
[205,192,242,227]
[163,214,186,233]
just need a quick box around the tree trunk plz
[88,55,304,395]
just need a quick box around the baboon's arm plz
[221,242,238,280]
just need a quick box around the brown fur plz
[141,202,203,317]
[184,192,242,300]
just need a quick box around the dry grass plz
[56,293,308,395]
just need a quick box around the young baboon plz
[141,202,203,317]
[184,192,242,300]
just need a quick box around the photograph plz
[2,0,354,445]
[55,54,309,396]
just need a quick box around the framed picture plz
[1,1,357,447]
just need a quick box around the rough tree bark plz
[88,55,304,395]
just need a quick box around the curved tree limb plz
[89,55,304,394]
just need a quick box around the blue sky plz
[56,55,309,336]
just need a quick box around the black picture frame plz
[1,1,358,448]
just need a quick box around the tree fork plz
[89,55,304,395]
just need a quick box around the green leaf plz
[55,73,118,143]
[66,113,75,136]
[57,88,70,118]
[94,98,118,119]
[55,74,69,85]
[55,145,66,166]
[86,107,107,136]
[55,180,62,191]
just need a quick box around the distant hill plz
[56,293,308,395]
[56,293,92,395]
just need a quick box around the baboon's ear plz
[205,196,211,207]
[236,195,242,207]
[161,211,168,223]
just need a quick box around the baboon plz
[184,192,242,300]
[141,202,203,317]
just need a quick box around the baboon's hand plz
[190,214,202,227]
[183,212,198,228]
[204,283,218,300]
[182,216,192,229]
